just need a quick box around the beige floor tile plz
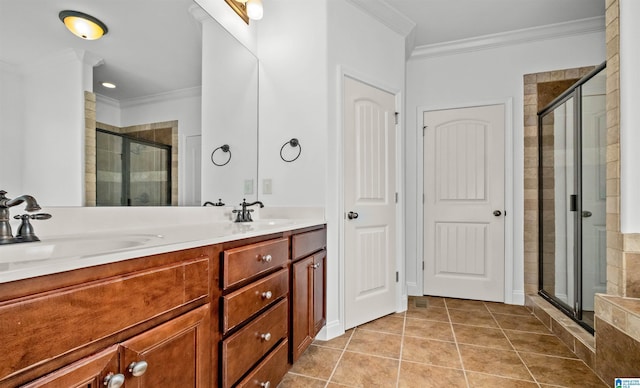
[484,302,533,316]
[452,324,512,350]
[330,351,399,387]
[398,361,466,388]
[493,313,551,333]
[346,329,402,358]
[459,344,534,381]
[445,298,490,311]
[406,306,450,322]
[519,352,607,387]
[505,330,578,358]
[278,373,327,388]
[313,329,353,350]
[448,308,499,328]
[357,314,405,334]
[404,318,454,342]
[466,372,539,387]
[402,336,461,369]
[288,345,342,380]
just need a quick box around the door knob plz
[582,210,592,218]
[347,211,359,220]
[493,210,502,217]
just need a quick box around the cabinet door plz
[291,256,314,362]
[120,305,210,388]
[312,250,327,337]
[20,346,119,388]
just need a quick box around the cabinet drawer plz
[223,238,288,289]
[236,339,288,388]
[0,257,209,381]
[221,299,288,388]
[223,268,288,333]
[292,228,326,261]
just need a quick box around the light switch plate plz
[263,179,272,194]
[244,179,254,195]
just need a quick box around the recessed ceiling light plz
[102,82,116,89]
[59,10,108,40]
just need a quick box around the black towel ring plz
[211,144,231,166]
[280,138,302,163]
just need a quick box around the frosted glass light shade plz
[59,10,108,40]
[246,0,263,20]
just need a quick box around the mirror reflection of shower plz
[96,129,172,206]
[538,63,606,333]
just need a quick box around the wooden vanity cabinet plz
[220,237,290,388]
[290,227,327,362]
[0,246,216,388]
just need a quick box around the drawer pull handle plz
[262,291,273,300]
[103,373,125,388]
[260,382,271,388]
[128,361,148,377]
[261,254,273,263]
[260,332,272,341]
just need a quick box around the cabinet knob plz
[260,332,272,341]
[260,382,271,388]
[261,254,272,263]
[103,373,125,388]
[311,263,320,269]
[128,360,148,377]
[261,291,273,300]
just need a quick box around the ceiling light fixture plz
[224,0,263,24]
[59,10,108,40]
[101,82,116,89]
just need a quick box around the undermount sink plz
[0,234,163,264]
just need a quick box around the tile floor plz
[279,296,607,388]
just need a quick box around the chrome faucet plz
[0,190,51,244]
[232,198,264,222]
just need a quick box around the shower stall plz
[538,63,606,332]
[96,129,172,206]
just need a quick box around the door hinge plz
[395,192,398,203]
[394,112,399,125]
[422,193,425,204]
[396,271,399,282]
[422,261,424,270]
[422,125,427,136]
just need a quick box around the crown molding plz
[345,0,417,57]
[411,16,605,60]
[97,86,202,110]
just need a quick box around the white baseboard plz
[511,290,525,305]
[315,319,343,341]
[407,282,421,296]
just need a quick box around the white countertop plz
[0,206,325,283]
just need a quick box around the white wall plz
[256,0,328,207]
[201,17,258,205]
[405,31,605,302]
[0,62,24,195]
[619,0,640,233]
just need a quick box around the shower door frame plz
[537,62,606,334]
[96,129,172,206]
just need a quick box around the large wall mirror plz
[0,0,258,207]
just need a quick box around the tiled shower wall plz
[83,91,179,206]
[523,0,640,381]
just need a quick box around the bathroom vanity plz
[0,210,326,388]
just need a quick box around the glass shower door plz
[538,64,606,332]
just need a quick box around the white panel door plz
[344,77,397,329]
[423,105,505,302]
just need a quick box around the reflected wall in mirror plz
[0,0,259,207]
